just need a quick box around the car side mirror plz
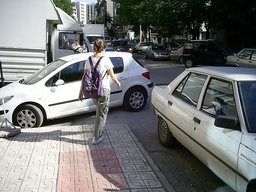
[214,115,239,130]
[55,79,64,86]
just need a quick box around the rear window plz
[173,72,207,106]
[110,57,124,74]
[183,42,207,50]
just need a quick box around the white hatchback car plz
[0,52,153,128]
[151,67,256,192]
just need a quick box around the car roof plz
[59,52,133,62]
[113,39,130,42]
[187,67,256,81]
[187,40,215,42]
[241,48,256,51]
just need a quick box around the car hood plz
[0,81,37,98]
[241,134,256,153]
[227,55,236,59]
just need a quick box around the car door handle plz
[193,117,201,124]
[168,100,172,106]
[119,77,127,80]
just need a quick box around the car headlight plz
[0,96,14,106]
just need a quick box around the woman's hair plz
[93,38,106,53]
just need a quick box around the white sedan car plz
[151,67,256,192]
[226,48,256,68]
[0,52,153,128]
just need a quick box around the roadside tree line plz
[114,0,256,51]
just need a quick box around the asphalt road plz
[45,54,235,192]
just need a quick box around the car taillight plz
[182,49,185,56]
[171,51,174,54]
[142,72,150,79]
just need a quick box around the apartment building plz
[71,1,96,24]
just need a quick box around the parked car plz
[163,42,181,51]
[173,39,188,45]
[0,52,153,128]
[135,41,155,54]
[151,67,256,192]
[144,45,170,60]
[112,39,137,53]
[170,45,184,63]
[226,48,256,68]
[182,40,234,68]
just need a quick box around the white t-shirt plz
[84,56,114,89]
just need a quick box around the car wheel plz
[123,87,147,112]
[185,58,194,68]
[247,180,256,192]
[13,104,44,128]
[158,117,176,147]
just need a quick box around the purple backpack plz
[83,56,106,98]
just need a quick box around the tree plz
[114,0,256,49]
[53,0,74,17]
[210,0,256,50]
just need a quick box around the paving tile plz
[124,171,163,189]
[0,181,23,192]
[0,124,173,192]
[118,156,152,172]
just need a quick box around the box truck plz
[81,24,105,47]
[0,0,92,84]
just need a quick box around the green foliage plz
[115,0,256,48]
[53,0,74,17]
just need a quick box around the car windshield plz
[153,45,166,50]
[238,81,256,132]
[142,42,154,46]
[22,60,66,85]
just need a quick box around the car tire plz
[185,58,194,68]
[13,104,44,128]
[123,87,147,112]
[247,180,256,192]
[158,117,176,147]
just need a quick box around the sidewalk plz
[0,124,175,192]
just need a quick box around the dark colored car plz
[182,40,234,68]
[112,39,137,53]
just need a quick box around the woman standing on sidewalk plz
[79,39,121,145]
